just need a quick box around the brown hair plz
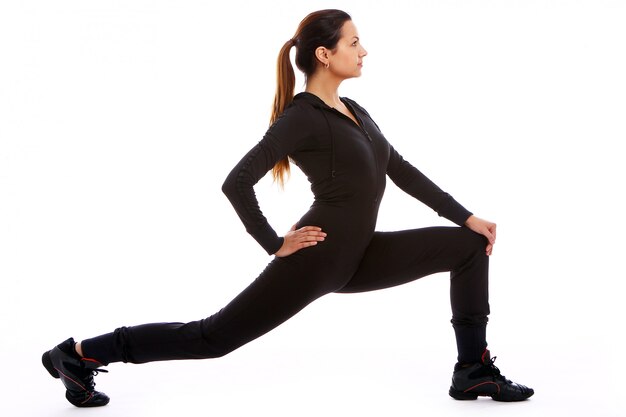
[270,9,352,186]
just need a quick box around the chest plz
[291,111,389,183]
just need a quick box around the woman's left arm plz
[386,145,495,255]
[386,144,472,226]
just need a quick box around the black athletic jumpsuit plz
[82,92,490,365]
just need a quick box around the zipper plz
[329,102,380,204]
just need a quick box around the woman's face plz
[327,20,368,79]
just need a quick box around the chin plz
[339,69,362,80]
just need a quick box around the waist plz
[296,205,377,240]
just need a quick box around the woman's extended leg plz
[336,226,490,364]
[42,250,346,407]
[82,254,343,364]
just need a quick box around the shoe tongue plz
[481,348,491,364]
[58,337,80,358]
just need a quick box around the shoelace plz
[80,368,108,391]
[486,356,506,380]
[485,356,517,385]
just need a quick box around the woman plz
[42,9,533,407]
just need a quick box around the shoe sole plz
[449,386,534,402]
[449,387,479,400]
[42,351,60,379]
[491,390,534,402]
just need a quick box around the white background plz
[1,1,624,416]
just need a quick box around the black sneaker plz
[449,349,534,402]
[42,337,110,407]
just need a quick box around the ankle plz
[74,342,84,358]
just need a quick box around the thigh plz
[336,226,486,293]
[199,250,343,353]
[111,251,345,363]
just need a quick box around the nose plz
[360,46,368,57]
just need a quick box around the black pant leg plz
[82,253,342,365]
[336,226,490,363]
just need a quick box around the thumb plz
[289,224,297,232]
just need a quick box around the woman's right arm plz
[221,106,322,256]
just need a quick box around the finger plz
[300,228,326,235]
[296,228,327,239]
[296,235,313,242]
[304,230,327,238]
[299,234,326,243]
[299,226,323,232]
[297,241,318,249]
[290,224,297,231]
[483,229,495,245]
[295,230,325,240]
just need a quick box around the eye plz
[352,40,358,46]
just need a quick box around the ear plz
[314,46,330,67]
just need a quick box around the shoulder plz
[265,97,322,147]
[273,99,310,123]
[271,95,325,129]
[269,100,310,133]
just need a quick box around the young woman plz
[42,9,533,407]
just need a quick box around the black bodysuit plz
[82,92,491,365]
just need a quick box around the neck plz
[305,72,343,108]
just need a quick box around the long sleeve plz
[222,105,312,255]
[386,144,472,226]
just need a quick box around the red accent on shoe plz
[81,358,104,367]
[54,367,87,391]
[481,348,489,364]
[81,392,94,405]
[464,381,501,395]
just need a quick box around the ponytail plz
[270,39,296,187]
[269,10,352,187]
